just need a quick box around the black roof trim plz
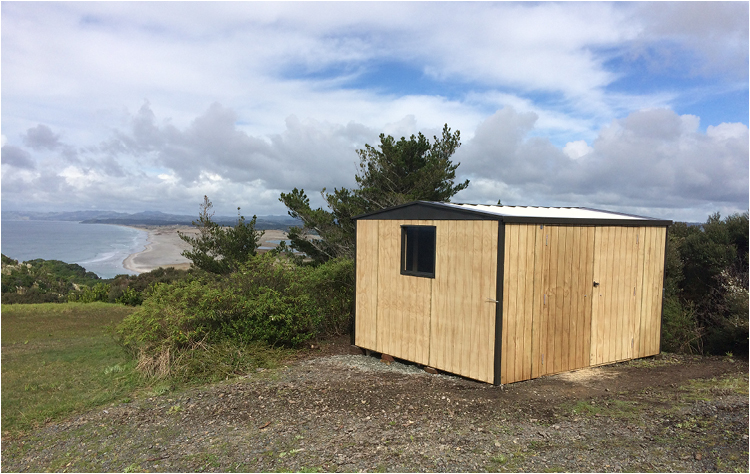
[502,216,673,226]
[353,201,500,221]
[353,201,672,226]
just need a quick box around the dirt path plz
[2,346,747,473]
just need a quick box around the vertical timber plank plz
[531,224,545,378]
[633,227,646,358]
[355,220,378,350]
[546,226,559,375]
[430,221,448,371]
[513,224,528,382]
[570,226,583,370]
[561,226,574,372]
[521,225,535,381]
[582,226,594,368]
[640,227,655,357]
[376,221,391,355]
[469,221,483,381]
[502,224,518,383]
[553,226,567,374]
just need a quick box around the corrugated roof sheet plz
[439,203,648,220]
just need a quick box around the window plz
[401,225,436,278]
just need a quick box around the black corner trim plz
[494,221,505,385]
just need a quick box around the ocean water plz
[1,220,149,279]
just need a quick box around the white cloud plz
[1,2,747,221]
[456,107,748,217]
[563,140,594,160]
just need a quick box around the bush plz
[115,287,143,306]
[301,257,355,336]
[665,212,749,356]
[1,292,64,304]
[661,296,703,354]
[107,267,193,305]
[116,253,355,380]
[68,282,111,303]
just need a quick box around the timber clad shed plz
[353,201,672,384]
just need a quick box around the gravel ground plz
[2,347,748,473]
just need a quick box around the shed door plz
[530,226,595,379]
[502,225,595,383]
[589,226,665,365]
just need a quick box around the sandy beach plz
[122,226,289,274]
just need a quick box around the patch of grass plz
[625,355,680,369]
[683,373,749,397]
[490,454,508,465]
[570,400,602,416]
[565,399,641,421]
[298,466,321,473]
[2,302,296,436]
[1,303,139,435]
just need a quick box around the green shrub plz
[1,292,64,304]
[661,296,703,354]
[302,257,355,336]
[68,282,111,303]
[115,287,143,306]
[115,253,355,380]
[665,212,748,356]
[107,267,194,305]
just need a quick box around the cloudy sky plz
[2,2,748,222]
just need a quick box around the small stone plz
[695,453,702,461]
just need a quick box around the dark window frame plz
[400,225,436,278]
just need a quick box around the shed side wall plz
[502,224,666,384]
[355,219,499,383]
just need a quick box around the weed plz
[570,400,602,416]
[104,364,126,375]
[491,454,508,464]
[542,466,566,473]
[149,383,172,397]
[123,462,142,473]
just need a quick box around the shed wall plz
[355,219,499,383]
[500,224,667,384]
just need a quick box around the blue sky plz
[1,2,748,222]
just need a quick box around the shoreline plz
[119,225,195,274]
[119,226,289,274]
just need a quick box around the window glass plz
[401,226,436,277]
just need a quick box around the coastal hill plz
[2,210,301,231]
